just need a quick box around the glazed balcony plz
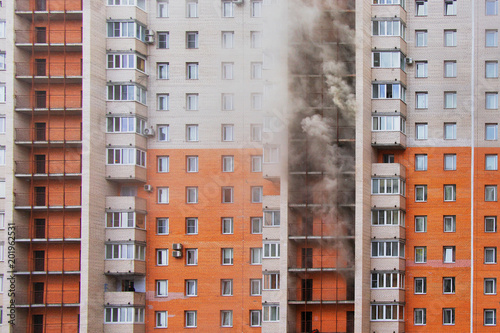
[15,159,82,178]
[15,94,82,112]
[15,30,82,51]
[15,289,80,307]
[104,291,146,307]
[15,127,82,146]
[15,257,81,274]
[288,287,354,305]
[15,223,81,241]
[16,61,82,83]
[14,191,82,210]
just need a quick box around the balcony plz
[106,196,147,212]
[15,127,82,146]
[15,94,82,112]
[14,191,82,210]
[288,190,355,208]
[16,61,82,83]
[105,260,146,276]
[15,257,81,274]
[15,160,82,178]
[15,289,80,308]
[372,131,407,149]
[287,287,354,305]
[372,163,405,178]
[104,292,146,307]
[288,255,354,273]
[15,30,82,51]
[105,228,146,243]
[15,0,82,18]
[15,223,81,241]
[105,165,147,183]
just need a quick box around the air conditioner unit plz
[144,184,153,192]
[172,250,183,258]
[145,29,155,36]
[145,35,155,44]
[406,57,413,64]
[172,243,183,250]
[144,127,155,136]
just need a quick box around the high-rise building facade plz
[0,0,498,332]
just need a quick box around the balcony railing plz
[288,255,353,272]
[16,30,82,44]
[14,191,82,208]
[288,191,355,206]
[16,289,80,306]
[16,0,83,11]
[16,62,82,77]
[15,94,82,109]
[15,160,82,175]
[15,128,82,142]
[15,257,81,272]
[15,224,81,240]
[287,287,354,303]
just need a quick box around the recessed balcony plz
[15,0,82,20]
[287,286,354,305]
[15,159,82,178]
[15,223,81,242]
[15,289,80,308]
[15,257,81,275]
[16,61,82,83]
[15,29,82,51]
[14,191,82,210]
[15,94,82,112]
[15,127,82,146]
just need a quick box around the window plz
[106,148,146,166]
[371,241,405,258]
[416,0,427,15]
[370,304,404,321]
[486,0,498,15]
[486,124,498,140]
[372,210,405,226]
[0,87,4,103]
[222,31,234,48]
[105,244,146,260]
[186,125,199,141]
[371,272,405,289]
[443,247,455,263]
[251,62,263,79]
[485,185,497,201]
[156,280,168,297]
[251,31,262,48]
[445,0,457,14]
[486,92,499,109]
[486,61,499,78]
[250,279,262,295]
[157,94,169,110]
[157,63,169,79]
[414,308,426,325]
[158,187,169,204]
[222,94,234,110]
[186,156,198,172]
[442,277,455,295]
[158,125,169,141]
[107,53,146,71]
[415,277,427,294]
[222,248,233,265]
[186,279,197,296]
[251,187,263,203]
[222,62,234,79]
[222,187,233,203]
[106,117,146,134]
[486,30,498,47]
[415,154,427,171]
[186,94,199,110]
[222,156,234,172]
[157,1,168,17]
[251,217,262,234]
[443,92,457,110]
[186,0,198,17]
[372,83,406,100]
[264,211,280,226]
[251,124,262,142]
[444,216,456,232]
[107,0,146,7]
[186,63,199,79]
[0,213,4,229]
[485,309,497,326]
[372,116,406,133]
[372,20,406,39]
[250,310,261,327]
[444,61,457,78]
[156,311,168,328]
[263,272,280,290]
[485,216,497,232]
[185,311,197,327]
[157,218,169,234]
[443,308,455,325]
[415,246,427,263]
[222,125,234,142]
[415,123,428,139]
[415,92,428,108]
[158,32,169,48]
[222,1,234,17]
[371,178,405,195]
[186,188,198,204]
[157,249,168,266]
[416,30,428,47]
[186,248,198,265]
[107,85,147,104]
[372,51,404,69]
[221,279,233,296]
[157,156,169,173]
[251,1,262,17]
[264,146,279,163]
[415,216,427,232]
[444,154,456,170]
[262,305,279,322]
[444,184,456,201]
[486,155,498,170]
[416,61,428,77]
[0,22,4,38]
[444,30,457,46]
[107,21,146,41]
[485,247,497,263]
[251,248,262,264]
[415,185,427,202]
[105,307,145,323]
[221,310,233,327]
[222,218,233,234]
[251,93,263,110]
[186,31,198,48]
[263,242,280,258]
[251,156,262,172]
[485,278,497,294]
[186,218,198,234]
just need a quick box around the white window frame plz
[157,187,169,204]
[158,125,169,142]
[157,62,169,79]
[415,30,428,47]
[222,31,234,48]
[250,248,262,264]
[415,246,427,263]
[156,311,168,328]
[157,94,169,110]
[415,185,427,202]
[222,248,234,265]
[415,123,428,140]
[186,1,198,18]
[186,62,199,79]
[186,279,197,296]
[485,185,498,201]
[250,310,261,327]
[222,217,233,234]
[157,32,169,49]
[444,215,456,232]
[222,156,234,172]
[415,61,428,78]
[263,242,280,258]
[222,187,233,203]
[485,247,497,264]
[186,125,199,142]
[186,218,198,235]
[157,1,169,17]
[415,216,427,232]
[156,280,168,297]
[444,184,456,201]
[414,308,426,325]
[262,305,279,322]
[443,308,455,325]
[157,218,169,235]
[444,30,457,47]
[486,92,499,109]
[157,249,168,266]
[251,186,263,203]
[186,248,198,265]
[185,311,197,328]
[485,309,497,326]
[250,279,262,296]
[187,156,198,172]
[443,247,455,264]
[415,92,428,109]
[221,279,233,296]
[484,278,497,295]
[486,61,499,78]
[186,93,199,111]
[444,154,456,170]
[222,62,234,79]
[222,1,234,17]
[485,216,497,232]
[251,217,262,234]
[186,31,198,48]
[158,156,169,173]
[415,154,427,171]
[414,277,426,294]
[486,30,498,47]
[221,310,233,327]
